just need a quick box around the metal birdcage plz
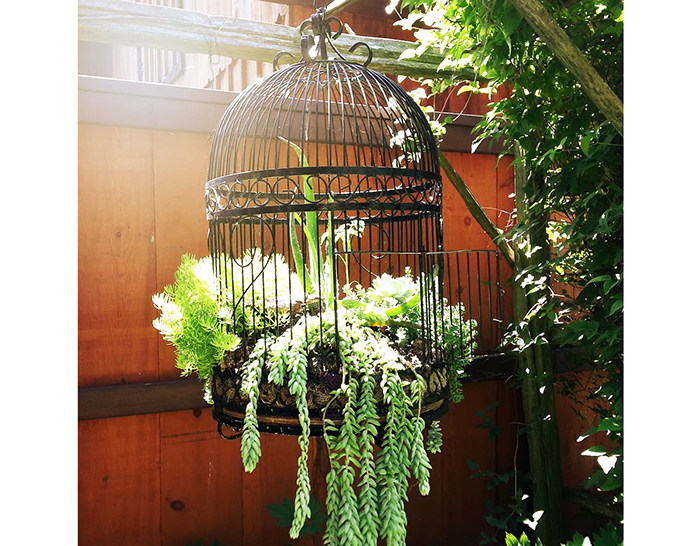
[205,8,490,438]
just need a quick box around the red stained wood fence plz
[77,114,603,545]
[78,4,604,544]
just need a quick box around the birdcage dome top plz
[205,12,441,220]
[208,59,439,176]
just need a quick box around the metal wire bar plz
[202,8,506,436]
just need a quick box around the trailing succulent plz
[154,249,477,545]
[154,145,477,545]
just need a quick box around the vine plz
[397,0,624,540]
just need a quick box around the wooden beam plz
[325,0,364,18]
[77,348,585,421]
[78,75,506,155]
[78,378,210,420]
[78,0,477,81]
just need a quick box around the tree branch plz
[564,487,623,522]
[506,0,623,136]
[438,149,515,269]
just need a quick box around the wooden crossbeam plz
[78,0,476,81]
[325,0,364,17]
[76,348,587,421]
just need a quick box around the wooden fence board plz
[152,129,212,380]
[496,156,516,325]
[239,433,310,544]
[441,152,500,253]
[435,382,502,544]
[78,124,160,387]
[78,415,161,545]
[159,409,245,546]
[77,93,595,546]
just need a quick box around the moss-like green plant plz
[152,254,240,385]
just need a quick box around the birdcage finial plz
[273,7,372,70]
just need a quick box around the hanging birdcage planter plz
[153,6,482,544]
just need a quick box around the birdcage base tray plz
[211,354,451,437]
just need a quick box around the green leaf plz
[599,474,623,491]
[597,417,623,432]
[581,445,607,456]
[289,213,313,293]
[267,497,295,527]
[384,265,439,317]
[500,6,523,38]
[607,297,623,317]
[581,135,593,157]
[279,137,319,290]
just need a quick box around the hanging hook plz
[348,42,373,67]
[295,6,374,66]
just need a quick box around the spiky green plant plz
[152,254,240,384]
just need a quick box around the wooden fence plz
[78,81,606,546]
[77,2,608,544]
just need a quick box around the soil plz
[213,324,448,421]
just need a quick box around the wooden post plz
[506,0,623,136]
[512,143,563,545]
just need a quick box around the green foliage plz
[589,524,623,546]
[505,533,542,546]
[504,522,623,546]
[267,495,328,539]
[154,246,478,544]
[398,0,624,537]
[240,337,267,472]
[342,266,478,403]
[466,402,536,545]
[155,216,477,546]
[214,250,305,334]
[152,254,240,384]
[426,420,443,453]
[153,252,304,391]
[282,135,318,295]
[234,288,466,545]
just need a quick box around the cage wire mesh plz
[205,8,503,436]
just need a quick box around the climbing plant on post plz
[511,143,562,545]
[398,0,623,542]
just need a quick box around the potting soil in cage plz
[153,7,483,544]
